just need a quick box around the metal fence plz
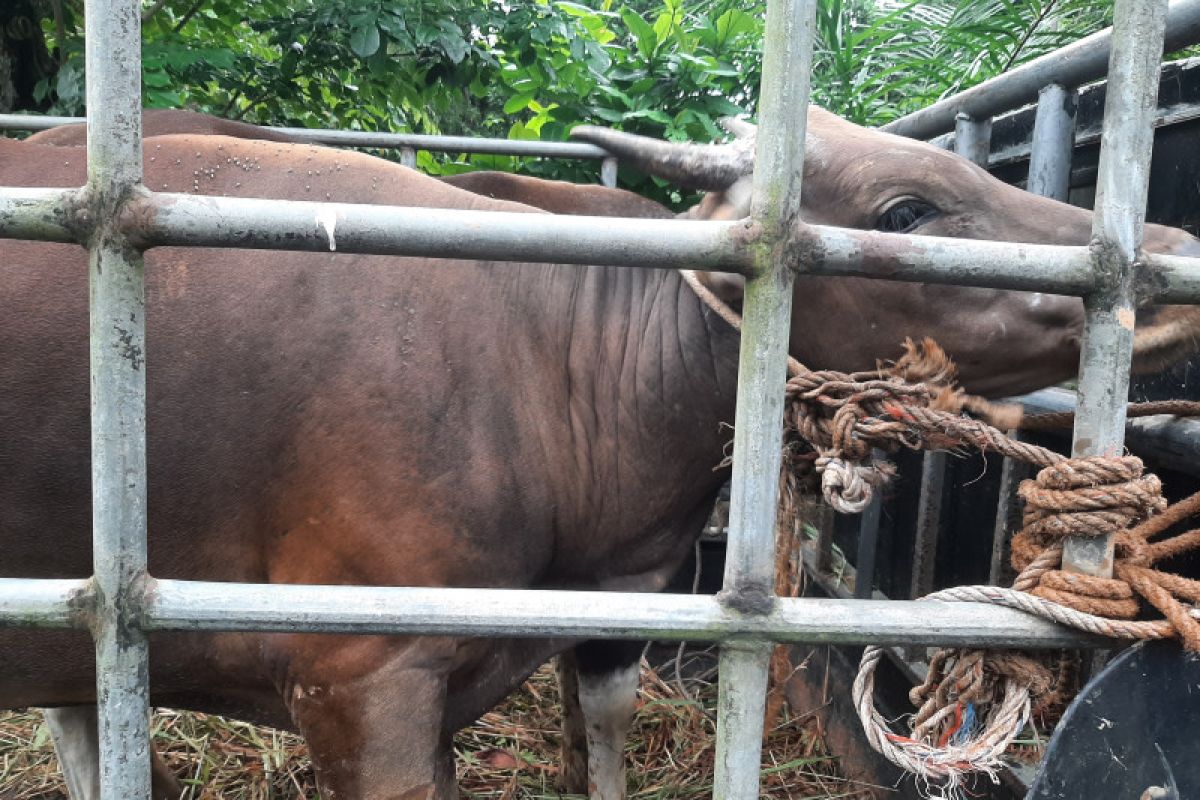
[0,1,1196,798]
[0,116,623,186]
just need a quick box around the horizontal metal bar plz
[794,223,1097,295]
[0,113,84,131]
[0,578,91,628]
[130,192,1104,294]
[144,579,1108,648]
[975,58,1200,171]
[1147,252,1200,302]
[273,128,611,158]
[1018,387,1200,476]
[0,112,611,159]
[883,0,1200,140]
[0,187,82,242]
[4,189,1197,302]
[125,191,754,271]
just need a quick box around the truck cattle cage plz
[2,1,1200,798]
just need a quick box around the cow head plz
[573,108,1200,397]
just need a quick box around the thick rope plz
[843,444,1200,789]
[781,338,1058,512]
[676,272,1200,789]
[775,347,1200,787]
[1021,399,1200,430]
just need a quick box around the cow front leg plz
[43,705,182,800]
[277,635,458,800]
[573,640,642,800]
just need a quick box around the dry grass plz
[0,650,875,800]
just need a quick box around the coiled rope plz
[780,350,1200,788]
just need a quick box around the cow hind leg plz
[555,650,589,794]
[43,705,182,800]
[570,640,642,800]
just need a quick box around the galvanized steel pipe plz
[125,191,755,272]
[7,188,1199,302]
[85,1,153,797]
[0,187,82,243]
[0,579,92,628]
[954,113,993,166]
[714,0,816,796]
[1027,84,1078,201]
[884,0,1200,140]
[141,580,1111,649]
[1065,0,1170,578]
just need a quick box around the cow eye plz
[875,199,939,233]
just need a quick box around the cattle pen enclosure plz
[3,1,1200,799]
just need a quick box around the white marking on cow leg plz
[315,206,338,251]
[43,706,101,800]
[578,661,640,800]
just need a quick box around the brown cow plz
[23,107,299,145]
[23,107,673,799]
[23,107,670,221]
[441,171,671,219]
[3,111,1199,800]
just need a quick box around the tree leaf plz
[503,92,536,114]
[620,9,657,60]
[350,24,381,58]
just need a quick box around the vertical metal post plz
[989,439,1031,585]
[989,84,1076,586]
[86,1,151,798]
[910,451,947,598]
[714,0,815,797]
[954,112,993,167]
[905,116,993,603]
[600,156,618,188]
[808,497,835,575]
[1028,83,1078,201]
[400,146,417,169]
[854,494,882,600]
[1065,0,1169,576]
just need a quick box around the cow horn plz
[570,125,754,191]
[718,117,757,139]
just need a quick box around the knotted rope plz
[783,338,1037,512]
[770,338,1200,787]
[675,272,1200,790]
[782,351,1200,790]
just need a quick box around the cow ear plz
[696,271,746,308]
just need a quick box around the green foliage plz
[810,0,1113,127]
[27,0,1113,201]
